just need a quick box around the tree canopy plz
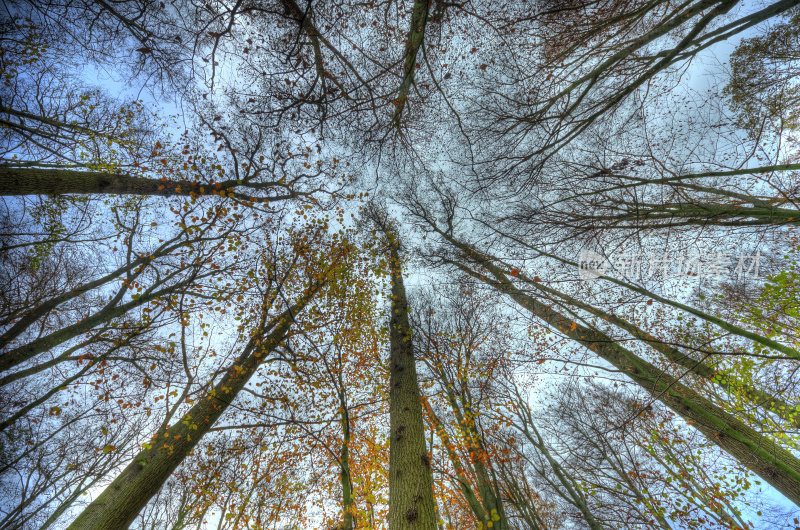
[2,0,800,528]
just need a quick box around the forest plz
[1,0,800,528]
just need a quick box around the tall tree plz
[65,227,356,529]
[413,285,511,530]
[404,195,800,505]
[363,203,437,529]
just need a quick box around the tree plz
[402,193,800,505]
[5,0,800,526]
[725,7,800,137]
[412,283,512,530]
[362,203,437,529]
[66,226,359,529]
[538,381,754,528]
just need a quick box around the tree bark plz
[386,237,438,529]
[65,293,317,529]
[0,167,223,197]
[445,238,800,506]
[340,392,355,530]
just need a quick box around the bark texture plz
[0,167,207,196]
[340,392,355,530]
[66,296,315,529]
[445,237,800,506]
[386,238,437,529]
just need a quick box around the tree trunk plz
[0,167,238,197]
[66,295,316,529]
[443,386,509,530]
[340,395,355,530]
[392,0,430,127]
[446,240,800,506]
[386,240,437,529]
[426,406,488,523]
[520,416,604,530]
[491,225,800,360]
[525,274,800,429]
[0,274,201,374]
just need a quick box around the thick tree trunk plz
[392,0,430,127]
[526,275,800,428]
[340,397,355,530]
[386,241,437,529]
[66,295,316,529]
[0,167,237,197]
[446,240,800,506]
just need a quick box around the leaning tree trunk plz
[445,238,800,506]
[428,402,509,530]
[443,383,509,530]
[533,279,800,429]
[518,413,604,530]
[386,237,438,529]
[0,167,241,198]
[339,391,355,530]
[66,293,317,529]
[425,405,488,524]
